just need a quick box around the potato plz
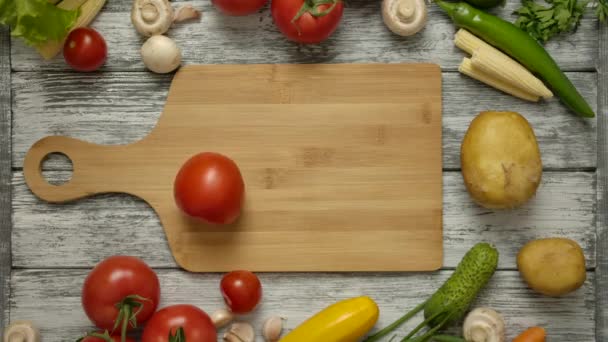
[517,238,586,296]
[461,111,542,209]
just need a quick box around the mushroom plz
[224,322,255,342]
[3,321,40,342]
[140,35,182,74]
[131,0,175,36]
[211,308,234,329]
[381,0,427,37]
[173,4,202,23]
[463,307,505,342]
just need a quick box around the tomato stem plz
[168,327,186,342]
[290,0,341,33]
[111,294,150,342]
[76,330,114,342]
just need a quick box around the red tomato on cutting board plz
[174,152,245,225]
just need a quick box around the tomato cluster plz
[79,256,262,342]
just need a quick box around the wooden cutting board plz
[23,64,443,272]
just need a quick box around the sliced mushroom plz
[224,322,255,342]
[3,321,40,342]
[131,0,175,36]
[463,307,505,342]
[173,4,202,23]
[381,0,427,36]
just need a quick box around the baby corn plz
[459,58,540,102]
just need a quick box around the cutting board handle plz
[23,136,128,203]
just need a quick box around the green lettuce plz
[0,0,79,46]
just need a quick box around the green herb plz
[514,0,587,43]
[0,0,79,46]
[597,0,608,21]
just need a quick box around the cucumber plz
[364,243,499,342]
[424,243,499,326]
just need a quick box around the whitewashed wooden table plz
[1,0,607,341]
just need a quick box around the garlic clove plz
[211,308,234,329]
[173,4,202,23]
[262,316,284,342]
[3,320,41,342]
[224,322,255,342]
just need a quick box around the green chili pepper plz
[436,0,595,118]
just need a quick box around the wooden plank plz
[595,22,608,342]
[11,72,597,170]
[9,0,599,72]
[11,171,596,269]
[0,26,11,329]
[9,269,595,341]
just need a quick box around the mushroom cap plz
[131,0,175,36]
[141,35,182,74]
[3,320,41,342]
[463,307,506,342]
[382,0,428,36]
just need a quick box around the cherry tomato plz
[141,305,216,342]
[174,152,245,225]
[272,0,344,44]
[80,332,136,342]
[63,27,107,71]
[82,256,160,332]
[220,270,263,314]
[212,0,268,15]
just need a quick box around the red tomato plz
[174,152,245,225]
[272,0,344,44]
[82,256,160,332]
[63,27,107,71]
[220,270,263,314]
[212,0,268,15]
[80,332,136,342]
[141,305,216,342]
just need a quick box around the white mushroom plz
[131,0,175,36]
[211,308,234,329]
[141,35,182,74]
[3,321,40,342]
[173,4,202,23]
[463,307,505,342]
[224,322,255,342]
[381,0,427,37]
[262,316,284,342]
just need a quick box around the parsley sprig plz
[515,0,607,43]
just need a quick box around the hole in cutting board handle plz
[41,152,73,186]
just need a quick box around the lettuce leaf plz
[0,0,79,46]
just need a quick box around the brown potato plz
[517,238,586,296]
[461,111,542,209]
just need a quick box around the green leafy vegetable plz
[514,0,587,43]
[0,0,79,46]
[597,0,608,21]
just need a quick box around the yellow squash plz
[280,296,379,342]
